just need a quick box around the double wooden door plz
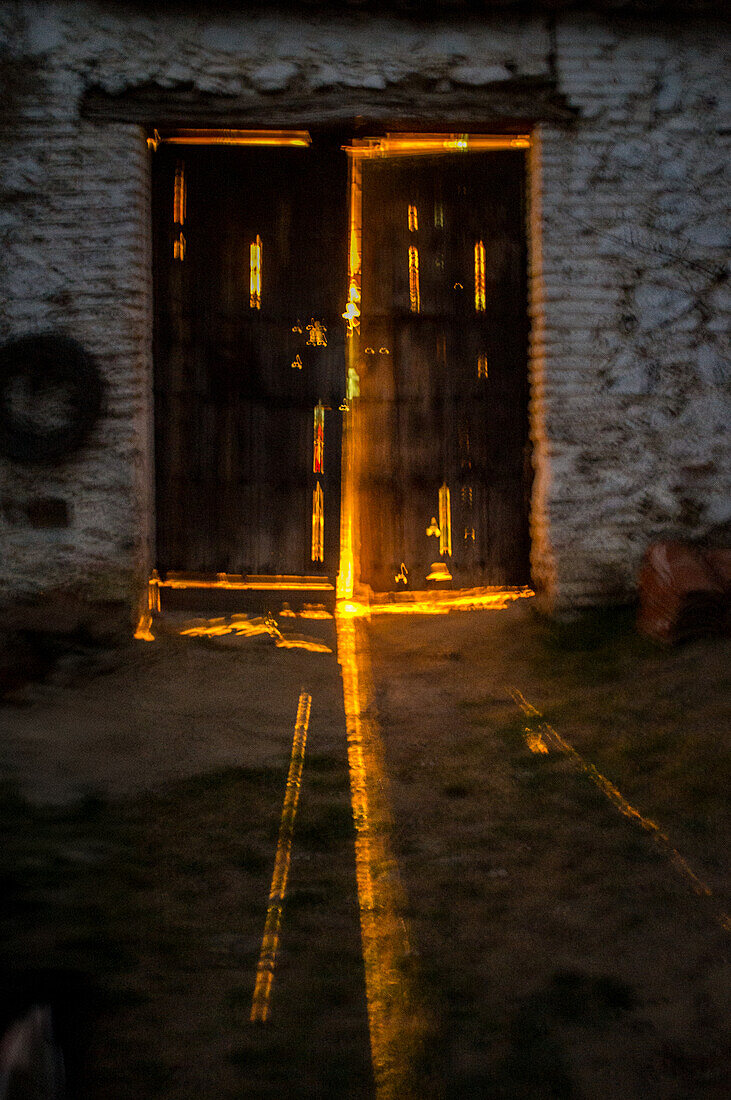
[153,141,346,577]
[153,139,530,590]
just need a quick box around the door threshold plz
[148,572,335,616]
[348,586,534,616]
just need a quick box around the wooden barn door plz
[152,141,346,578]
[358,150,531,591]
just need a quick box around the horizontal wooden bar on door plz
[154,572,334,591]
[147,129,312,150]
[345,133,531,158]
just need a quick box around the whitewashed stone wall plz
[536,16,730,605]
[0,2,728,611]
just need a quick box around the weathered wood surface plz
[153,143,346,576]
[358,150,531,590]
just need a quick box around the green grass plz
[0,760,370,1099]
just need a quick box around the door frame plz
[144,127,537,615]
[338,132,533,602]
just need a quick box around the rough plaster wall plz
[0,2,728,609]
[540,16,730,604]
[0,5,154,606]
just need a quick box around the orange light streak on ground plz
[155,129,312,147]
[280,608,333,620]
[275,637,332,653]
[250,235,262,309]
[408,246,420,313]
[176,615,333,653]
[478,354,489,379]
[474,240,486,312]
[524,729,549,754]
[353,587,534,617]
[251,690,312,1023]
[336,608,430,1097]
[180,616,276,640]
[511,689,731,932]
[407,204,418,231]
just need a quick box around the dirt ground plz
[0,602,728,1097]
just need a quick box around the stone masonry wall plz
[0,2,728,611]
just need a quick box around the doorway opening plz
[150,129,533,610]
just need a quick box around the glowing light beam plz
[313,403,325,474]
[408,246,420,313]
[511,689,731,932]
[250,235,262,309]
[438,482,452,558]
[312,481,324,563]
[251,690,312,1022]
[474,240,486,312]
[336,609,430,1096]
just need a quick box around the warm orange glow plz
[173,160,186,225]
[250,235,262,309]
[276,637,332,653]
[511,689,730,931]
[251,690,312,1023]
[395,563,408,585]
[478,354,489,379]
[306,319,328,347]
[152,572,333,592]
[337,155,362,600]
[438,482,452,557]
[347,133,531,158]
[133,612,155,641]
[311,481,324,562]
[407,204,418,232]
[180,616,275,640]
[156,129,312,147]
[426,561,452,582]
[342,281,361,334]
[291,354,303,370]
[525,729,549,754]
[336,608,429,1093]
[408,245,420,313]
[173,232,186,261]
[348,587,534,617]
[280,607,333,620]
[176,613,333,653]
[474,240,486,312]
[313,403,325,473]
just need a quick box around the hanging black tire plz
[0,333,105,464]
